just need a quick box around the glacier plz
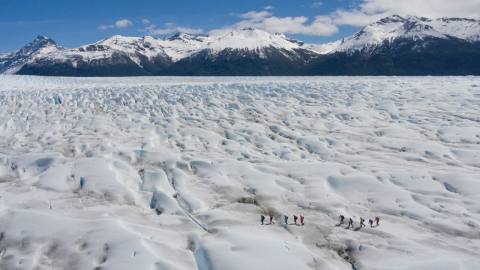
[0,75,479,270]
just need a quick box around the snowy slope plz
[30,35,170,68]
[203,28,301,52]
[0,76,479,270]
[0,36,59,74]
[430,17,480,42]
[304,40,342,55]
[308,15,480,54]
[155,33,208,61]
[94,35,169,64]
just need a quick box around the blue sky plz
[1,0,478,52]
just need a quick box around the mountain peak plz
[21,35,57,54]
[205,27,301,52]
[232,27,271,34]
[0,35,58,74]
[168,32,205,42]
[213,27,288,40]
[238,27,260,32]
[34,35,53,40]
[377,14,405,24]
[30,35,57,46]
[98,35,141,44]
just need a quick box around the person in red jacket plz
[300,214,305,226]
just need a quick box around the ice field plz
[0,75,479,270]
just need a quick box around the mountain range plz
[1,15,480,76]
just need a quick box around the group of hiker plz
[260,214,381,229]
[261,214,305,226]
[339,215,380,229]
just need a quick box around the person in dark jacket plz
[375,216,380,226]
[369,219,374,228]
[346,218,354,229]
[269,215,274,225]
[293,215,298,225]
[284,215,289,225]
[339,215,345,225]
[261,215,265,225]
[360,217,366,228]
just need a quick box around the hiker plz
[269,215,274,225]
[284,215,289,225]
[346,218,353,229]
[261,215,265,225]
[375,216,380,226]
[80,176,85,189]
[339,215,345,225]
[293,215,298,225]
[360,217,366,228]
[368,219,374,228]
[300,214,305,226]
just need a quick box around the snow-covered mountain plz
[309,15,480,54]
[15,28,315,76]
[25,28,305,64]
[0,35,59,74]
[2,15,480,76]
[16,35,173,76]
[167,28,316,75]
[156,33,207,61]
[202,28,302,52]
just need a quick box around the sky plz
[1,0,479,52]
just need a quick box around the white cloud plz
[99,19,133,30]
[215,10,338,36]
[331,9,386,27]
[264,5,274,10]
[239,11,272,21]
[360,0,480,18]
[331,0,480,27]
[142,20,203,36]
[261,15,338,35]
[115,19,133,28]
